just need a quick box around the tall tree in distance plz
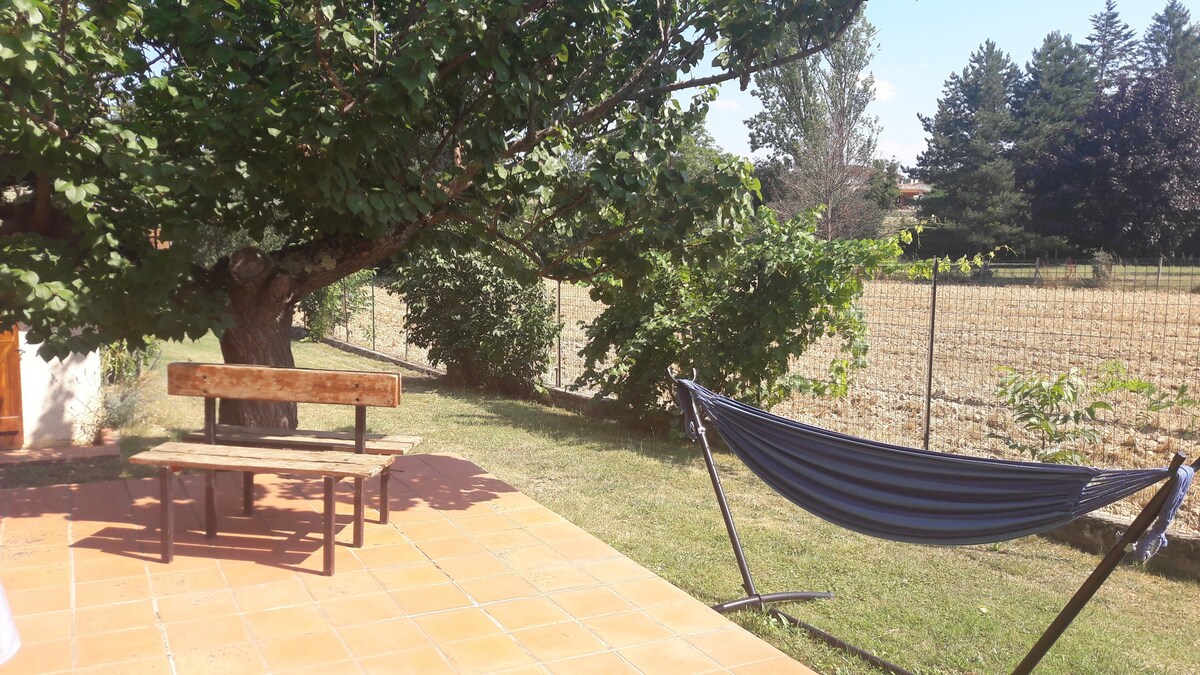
[1015,32,1095,167]
[746,14,885,240]
[1141,0,1200,102]
[1028,70,1200,257]
[911,41,1029,255]
[1086,0,1139,92]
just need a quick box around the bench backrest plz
[167,363,400,407]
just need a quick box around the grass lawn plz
[16,334,1200,674]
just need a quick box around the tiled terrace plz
[0,454,813,674]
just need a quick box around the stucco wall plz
[18,329,102,448]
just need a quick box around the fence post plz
[371,282,376,352]
[556,281,563,389]
[403,305,410,362]
[1157,255,1163,289]
[923,259,939,451]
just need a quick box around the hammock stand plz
[671,372,1195,675]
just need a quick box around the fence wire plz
[329,259,1200,531]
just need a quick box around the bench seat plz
[131,442,394,575]
[181,425,422,455]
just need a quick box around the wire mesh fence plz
[326,259,1200,530]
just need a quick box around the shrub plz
[299,270,375,340]
[988,366,1110,464]
[384,249,556,397]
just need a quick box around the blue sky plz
[700,0,1199,169]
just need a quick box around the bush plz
[988,366,1110,464]
[384,249,557,397]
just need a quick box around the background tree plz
[1141,0,1200,102]
[1014,32,1095,167]
[1086,0,1139,92]
[746,14,886,239]
[1028,70,1200,257]
[911,41,1031,255]
[0,0,865,426]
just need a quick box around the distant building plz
[897,178,932,210]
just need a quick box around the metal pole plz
[556,281,563,389]
[371,282,377,352]
[342,279,349,342]
[923,259,939,451]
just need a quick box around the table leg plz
[243,471,254,516]
[353,477,364,548]
[205,471,217,539]
[160,468,174,564]
[379,468,390,525]
[323,476,336,576]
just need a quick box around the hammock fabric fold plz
[678,379,1192,547]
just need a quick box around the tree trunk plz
[217,247,300,428]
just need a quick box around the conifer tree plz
[1141,0,1200,102]
[1015,32,1096,162]
[911,41,1029,254]
[1086,0,1139,92]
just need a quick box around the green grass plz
[16,334,1200,674]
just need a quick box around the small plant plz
[1090,250,1116,286]
[1096,359,1198,435]
[989,367,1111,464]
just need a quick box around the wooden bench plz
[130,362,407,575]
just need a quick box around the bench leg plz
[160,468,174,564]
[379,468,390,525]
[243,471,254,516]
[323,476,336,576]
[353,477,365,548]
[205,471,217,539]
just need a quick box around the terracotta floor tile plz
[485,493,544,512]
[275,659,360,675]
[452,513,516,534]
[75,600,157,636]
[148,565,227,597]
[358,645,456,675]
[644,600,735,635]
[548,587,633,619]
[413,607,503,643]
[75,575,154,608]
[75,626,165,668]
[417,535,488,560]
[546,538,621,564]
[546,651,640,674]
[577,558,652,584]
[302,568,386,601]
[618,638,724,673]
[74,655,173,674]
[319,592,405,628]
[258,630,352,671]
[390,583,473,615]
[523,566,598,594]
[337,617,431,657]
[438,633,537,672]
[525,522,591,544]
[505,508,566,528]
[372,561,450,591]
[457,573,542,604]
[687,627,792,667]
[243,603,330,641]
[432,552,510,580]
[13,609,72,644]
[1,562,70,590]
[512,622,607,662]
[163,614,252,653]
[7,584,71,616]
[171,641,266,674]
[1,637,73,673]
[582,611,676,649]
[352,542,426,568]
[73,557,146,583]
[501,545,571,571]
[220,559,297,586]
[473,529,542,553]
[485,597,573,632]
[731,656,816,674]
[609,578,696,608]
[155,588,240,623]
[395,518,460,542]
[232,578,312,613]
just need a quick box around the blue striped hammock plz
[677,379,1194,556]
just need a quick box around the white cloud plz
[710,99,742,110]
[877,138,927,168]
[874,78,896,102]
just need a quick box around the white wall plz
[18,328,102,448]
